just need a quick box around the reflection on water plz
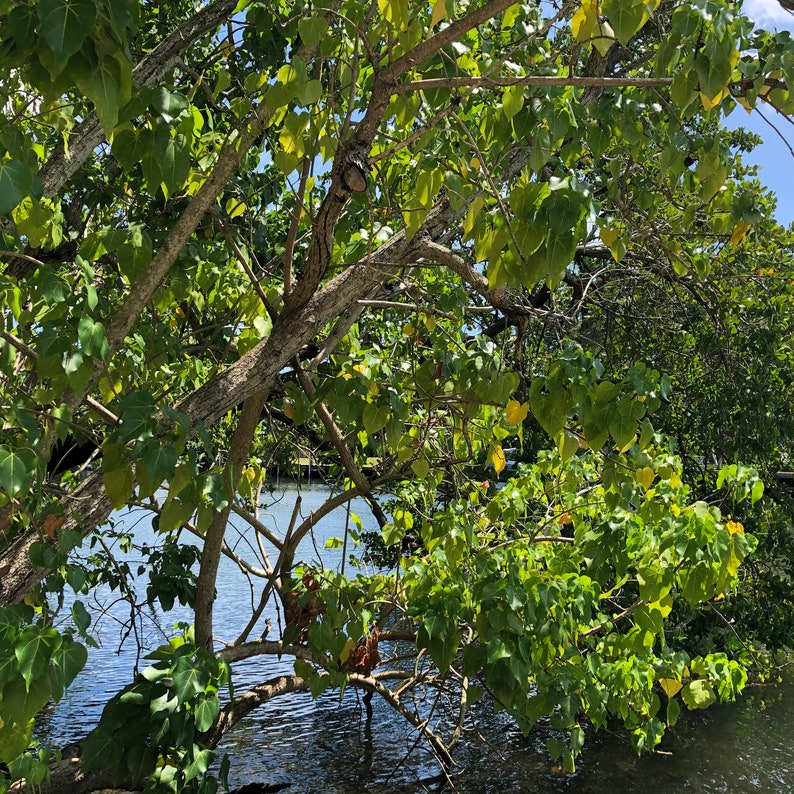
[36,485,794,792]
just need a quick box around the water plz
[36,484,794,792]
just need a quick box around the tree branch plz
[195,390,269,650]
[393,74,674,94]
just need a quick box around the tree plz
[0,0,793,789]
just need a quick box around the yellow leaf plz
[659,678,683,698]
[403,321,415,336]
[600,226,620,247]
[422,312,436,332]
[571,0,597,42]
[505,399,529,426]
[284,402,294,419]
[491,444,506,475]
[636,466,655,491]
[339,637,357,664]
[735,95,753,113]
[226,197,246,218]
[430,0,446,27]
[700,89,730,111]
[759,72,779,98]
[726,520,744,535]
[470,156,481,171]
[571,5,594,42]
[593,20,615,56]
[730,219,751,245]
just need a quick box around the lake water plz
[36,484,794,792]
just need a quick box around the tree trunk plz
[194,390,269,650]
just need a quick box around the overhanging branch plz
[394,75,674,93]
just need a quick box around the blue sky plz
[725,106,793,226]
[725,0,793,225]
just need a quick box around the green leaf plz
[73,56,123,132]
[103,463,135,509]
[77,316,110,361]
[297,16,328,47]
[0,720,34,765]
[2,676,51,728]
[81,727,116,771]
[403,204,430,242]
[184,747,214,782]
[681,679,716,709]
[608,398,644,451]
[72,600,92,634]
[545,229,576,286]
[601,0,648,45]
[153,131,190,197]
[309,672,330,698]
[125,742,158,786]
[694,51,733,102]
[0,652,18,684]
[149,88,189,124]
[3,4,38,55]
[159,498,195,532]
[193,692,220,732]
[666,696,681,727]
[117,391,156,442]
[37,0,98,58]
[502,85,524,120]
[362,403,390,436]
[0,160,35,215]
[202,471,229,511]
[111,127,152,172]
[142,443,177,487]
[382,521,405,546]
[171,657,205,703]
[15,625,61,688]
[0,445,37,497]
[411,456,430,479]
[556,430,580,462]
[105,0,135,41]
[48,639,87,700]
[416,166,445,209]
[530,380,571,439]
[297,78,322,106]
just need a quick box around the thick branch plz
[174,201,454,426]
[394,74,674,93]
[0,195,453,606]
[202,675,310,748]
[352,0,519,147]
[0,469,111,605]
[195,390,268,650]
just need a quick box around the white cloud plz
[742,0,794,29]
